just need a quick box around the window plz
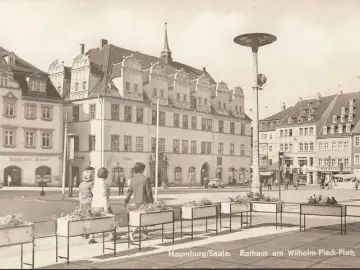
[350,105,354,114]
[299,143,303,151]
[356,137,360,147]
[350,98,355,106]
[174,167,182,181]
[125,82,130,91]
[338,141,343,150]
[152,110,157,125]
[219,121,224,133]
[201,118,206,130]
[344,141,349,149]
[289,143,293,152]
[183,115,188,129]
[344,158,349,167]
[324,142,329,150]
[198,97,202,105]
[240,145,245,156]
[88,135,95,151]
[0,74,8,87]
[183,94,186,101]
[4,100,16,117]
[72,106,79,121]
[217,157,222,166]
[240,124,245,135]
[134,84,138,93]
[341,106,346,115]
[124,106,132,122]
[304,142,309,152]
[188,167,196,181]
[177,93,180,101]
[173,139,180,153]
[333,115,337,123]
[201,142,206,154]
[355,155,360,164]
[218,101,221,108]
[111,104,119,120]
[191,116,197,130]
[204,98,208,105]
[24,131,36,147]
[136,137,143,152]
[332,142,337,150]
[151,138,165,152]
[280,130,283,137]
[191,141,197,154]
[284,144,288,152]
[111,135,120,151]
[289,129,293,137]
[3,130,15,147]
[309,127,313,135]
[308,115,312,121]
[89,104,96,119]
[346,124,351,133]
[349,114,354,122]
[136,108,143,123]
[309,142,314,151]
[41,105,52,121]
[330,125,335,134]
[159,112,165,126]
[318,142,323,151]
[41,132,51,148]
[160,89,164,97]
[82,81,87,90]
[153,88,157,97]
[341,115,345,122]
[124,136,132,151]
[299,128,303,136]
[218,143,224,155]
[182,140,188,153]
[230,144,234,155]
[304,128,308,136]
[269,145,273,152]
[73,136,79,152]
[174,114,180,128]
[207,119,212,131]
[206,142,212,154]
[280,144,284,152]
[284,130,288,137]
[323,126,327,135]
[338,158,343,167]
[338,125,343,134]
[74,82,79,91]
[331,158,337,167]
[25,104,36,119]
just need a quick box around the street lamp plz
[234,33,277,193]
[278,151,284,201]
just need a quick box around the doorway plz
[112,167,123,187]
[200,162,210,185]
[4,166,22,186]
[152,169,163,186]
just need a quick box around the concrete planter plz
[181,205,217,219]
[301,204,346,216]
[346,205,360,217]
[221,202,250,214]
[0,223,34,247]
[251,201,282,213]
[56,215,115,237]
[128,210,174,227]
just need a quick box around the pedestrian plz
[7,175,11,187]
[78,169,95,243]
[285,178,289,190]
[356,178,360,190]
[268,178,272,190]
[118,173,125,196]
[205,177,209,188]
[125,162,153,241]
[295,177,300,190]
[188,176,192,188]
[91,167,115,241]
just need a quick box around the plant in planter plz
[307,194,338,205]
[301,194,343,216]
[129,200,174,227]
[221,195,251,214]
[57,207,117,237]
[245,192,282,213]
[181,197,217,219]
[0,213,34,247]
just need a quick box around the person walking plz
[267,178,272,190]
[285,178,289,190]
[124,162,153,241]
[118,173,125,196]
[91,167,115,241]
[188,176,192,189]
[78,169,95,243]
[7,175,11,187]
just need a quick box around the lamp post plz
[234,33,277,193]
[61,113,68,199]
[278,151,284,201]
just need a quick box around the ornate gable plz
[2,91,18,100]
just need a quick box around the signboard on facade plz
[9,157,51,162]
[69,137,75,160]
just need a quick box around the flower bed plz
[181,198,217,219]
[128,200,174,227]
[221,196,250,214]
[0,214,34,247]
[56,207,116,237]
[301,194,344,216]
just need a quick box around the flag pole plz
[155,98,159,202]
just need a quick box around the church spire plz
[161,22,172,64]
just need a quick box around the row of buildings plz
[0,24,251,187]
[259,91,360,184]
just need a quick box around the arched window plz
[35,166,51,183]
[174,167,182,181]
[0,73,7,87]
[188,167,195,181]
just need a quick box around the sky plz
[1,0,360,119]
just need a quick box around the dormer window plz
[332,115,337,123]
[308,115,312,121]
[349,105,354,114]
[341,114,345,122]
[288,117,293,124]
[323,126,327,135]
[341,107,346,115]
[349,113,354,122]
[29,79,46,93]
[338,124,343,134]
[350,98,355,106]
[330,125,335,134]
[346,124,351,133]
[300,109,305,116]
[298,116,303,123]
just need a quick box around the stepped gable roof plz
[85,44,216,97]
[277,95,336,127]
[261,107,293,122]
[0,46,61,100]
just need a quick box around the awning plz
[260,171,275,176]
[334,174,356,179]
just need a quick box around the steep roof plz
[277,95,336,127]
[86,44,216,97]
[261,107,293,121]
[0,46,62,100]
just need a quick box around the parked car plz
[208,178,225,188]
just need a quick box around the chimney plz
[282,102,286,111]
[203,67,207,72]
[100,39,108,48]
[80,44,85,54]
